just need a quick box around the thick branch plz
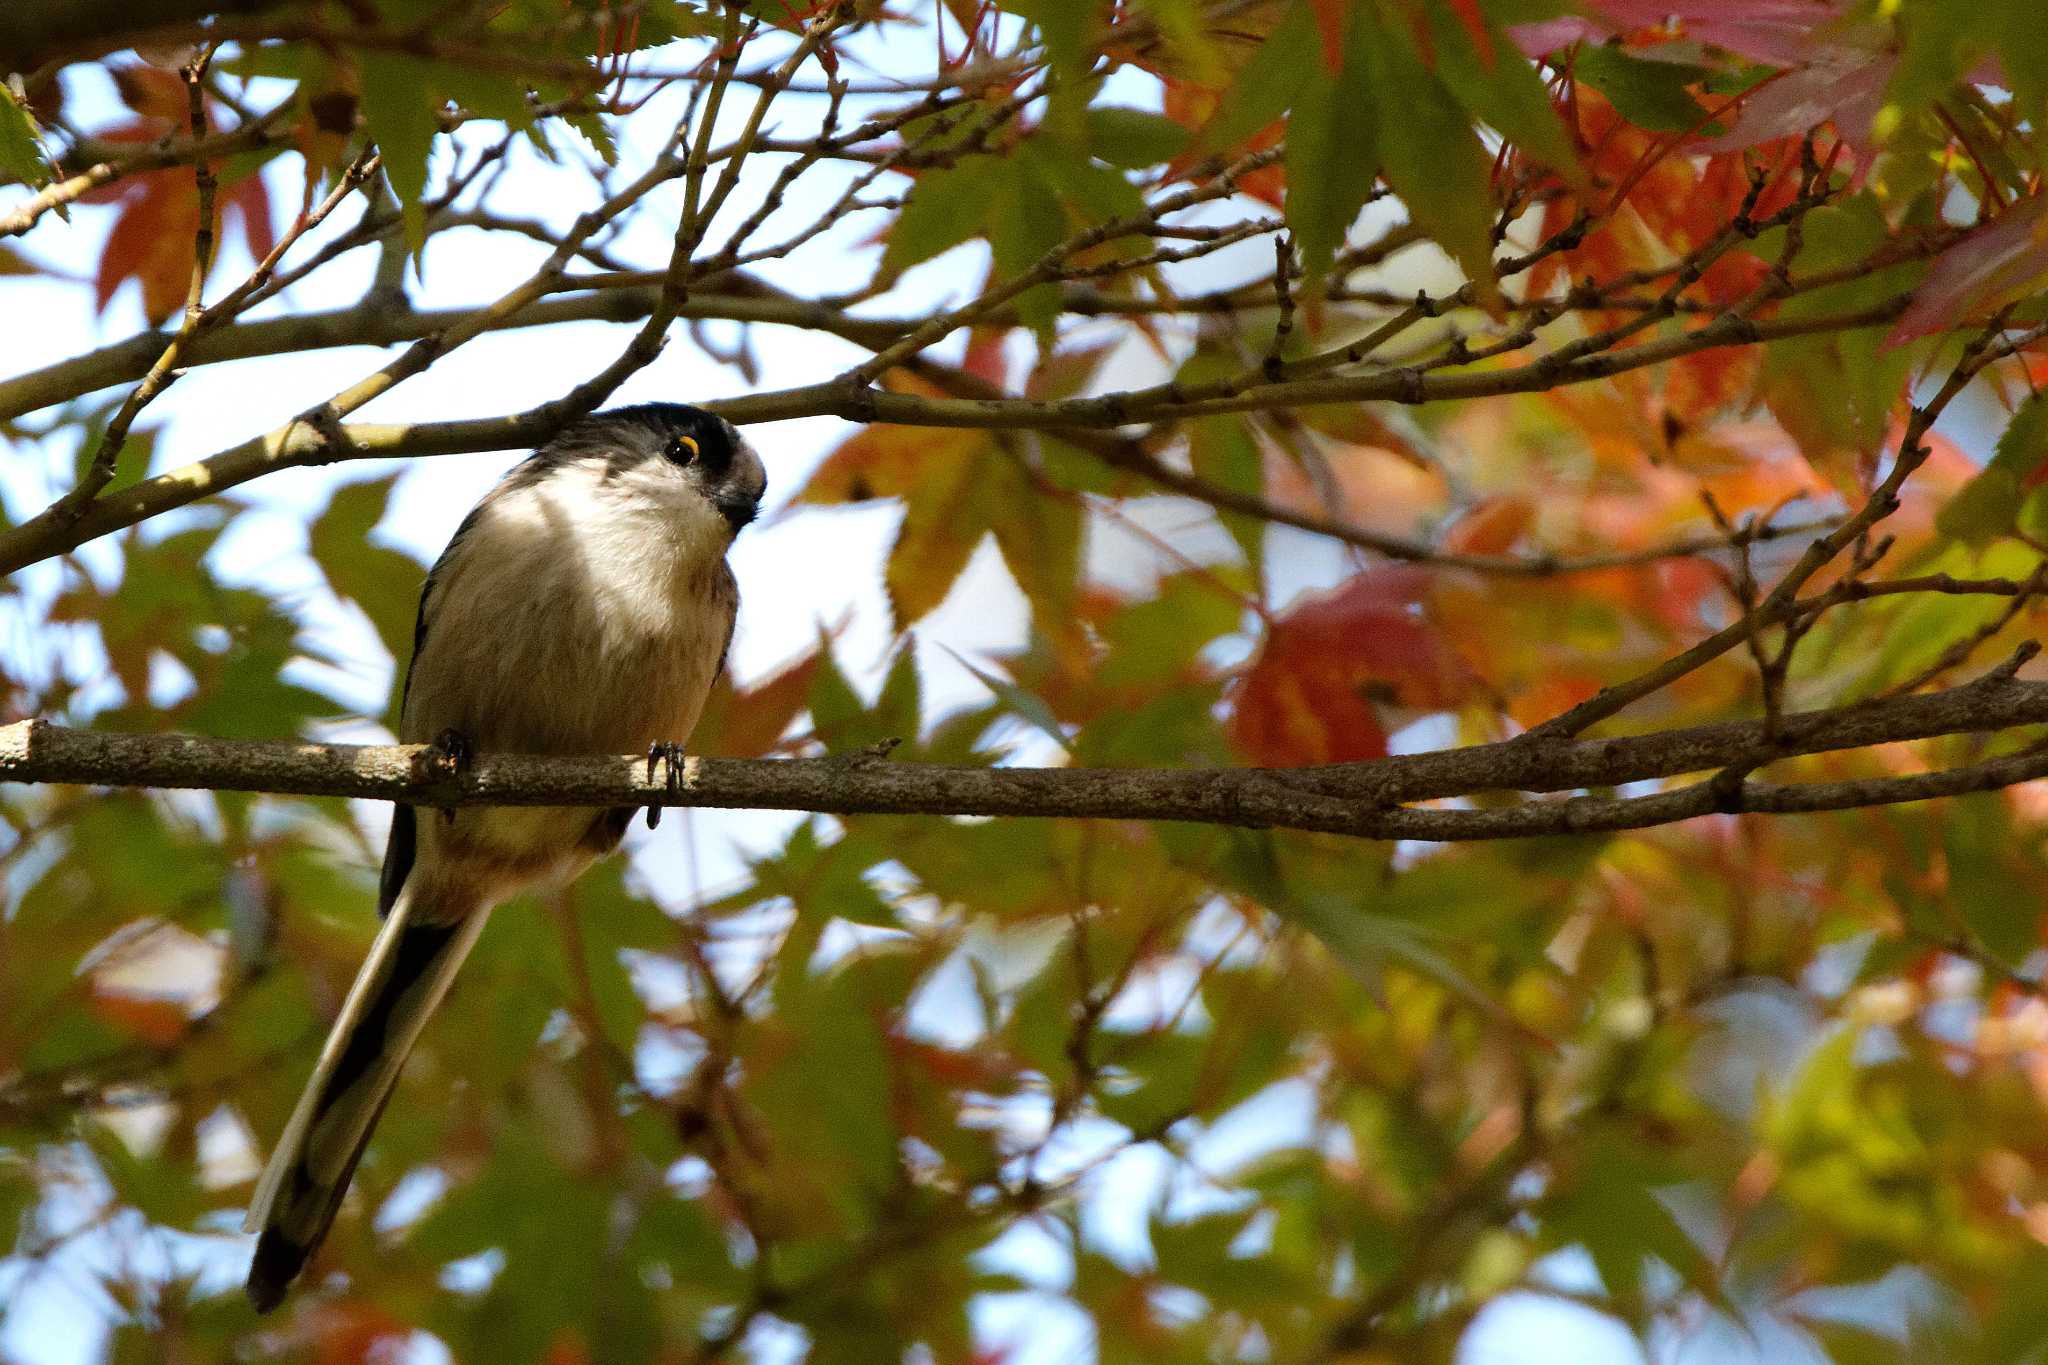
[6,667,2046,841]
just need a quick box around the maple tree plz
[7,0,2048,1360]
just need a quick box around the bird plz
[242,402,765,1312]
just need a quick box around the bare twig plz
[0,101,291,238]
[1527,319,2048,740]
[27,52,222,538]
[0,295,1921,577]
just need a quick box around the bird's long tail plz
[243,886,491,1312]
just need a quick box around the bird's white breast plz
[401,457,736,758]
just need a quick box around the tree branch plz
[0,0,298,68]
[0,280,912,421]
[0,102,291,237]
[0,293,1916,576]
[1527,318,2045,739]
[7,661,2047,842]
[911,355,1844,578]
[719,299,1912,428]
[0,280,1837,582]
[36,52,223,536]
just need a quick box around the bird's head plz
[549,402,766,537]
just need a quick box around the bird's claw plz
[645,740,687,828]
[427,728,475,825]
[429,728,476,773]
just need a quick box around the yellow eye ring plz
[670,434,699,463]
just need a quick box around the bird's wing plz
[715,558,739,678]
[377,498,490,916]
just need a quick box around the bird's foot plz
[428,728,476,825]
[428,727,476,774]
[645,740,688,829]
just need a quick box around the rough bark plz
[5,665,2044,842]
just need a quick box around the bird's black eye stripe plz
[667,434,699,465]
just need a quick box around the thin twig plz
[1528,319,2048,740]
[31,50,222,537]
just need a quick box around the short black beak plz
[717,495,758,533]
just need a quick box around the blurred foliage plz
[8,1,2048,1363]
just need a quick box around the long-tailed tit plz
[244,402,765,1310]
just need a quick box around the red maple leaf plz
[1229,569,1474,767]
[85,66,277,324]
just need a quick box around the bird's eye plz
[668,434,699,465]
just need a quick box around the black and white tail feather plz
[242,403,764,1310]
[243,890,490,1310]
